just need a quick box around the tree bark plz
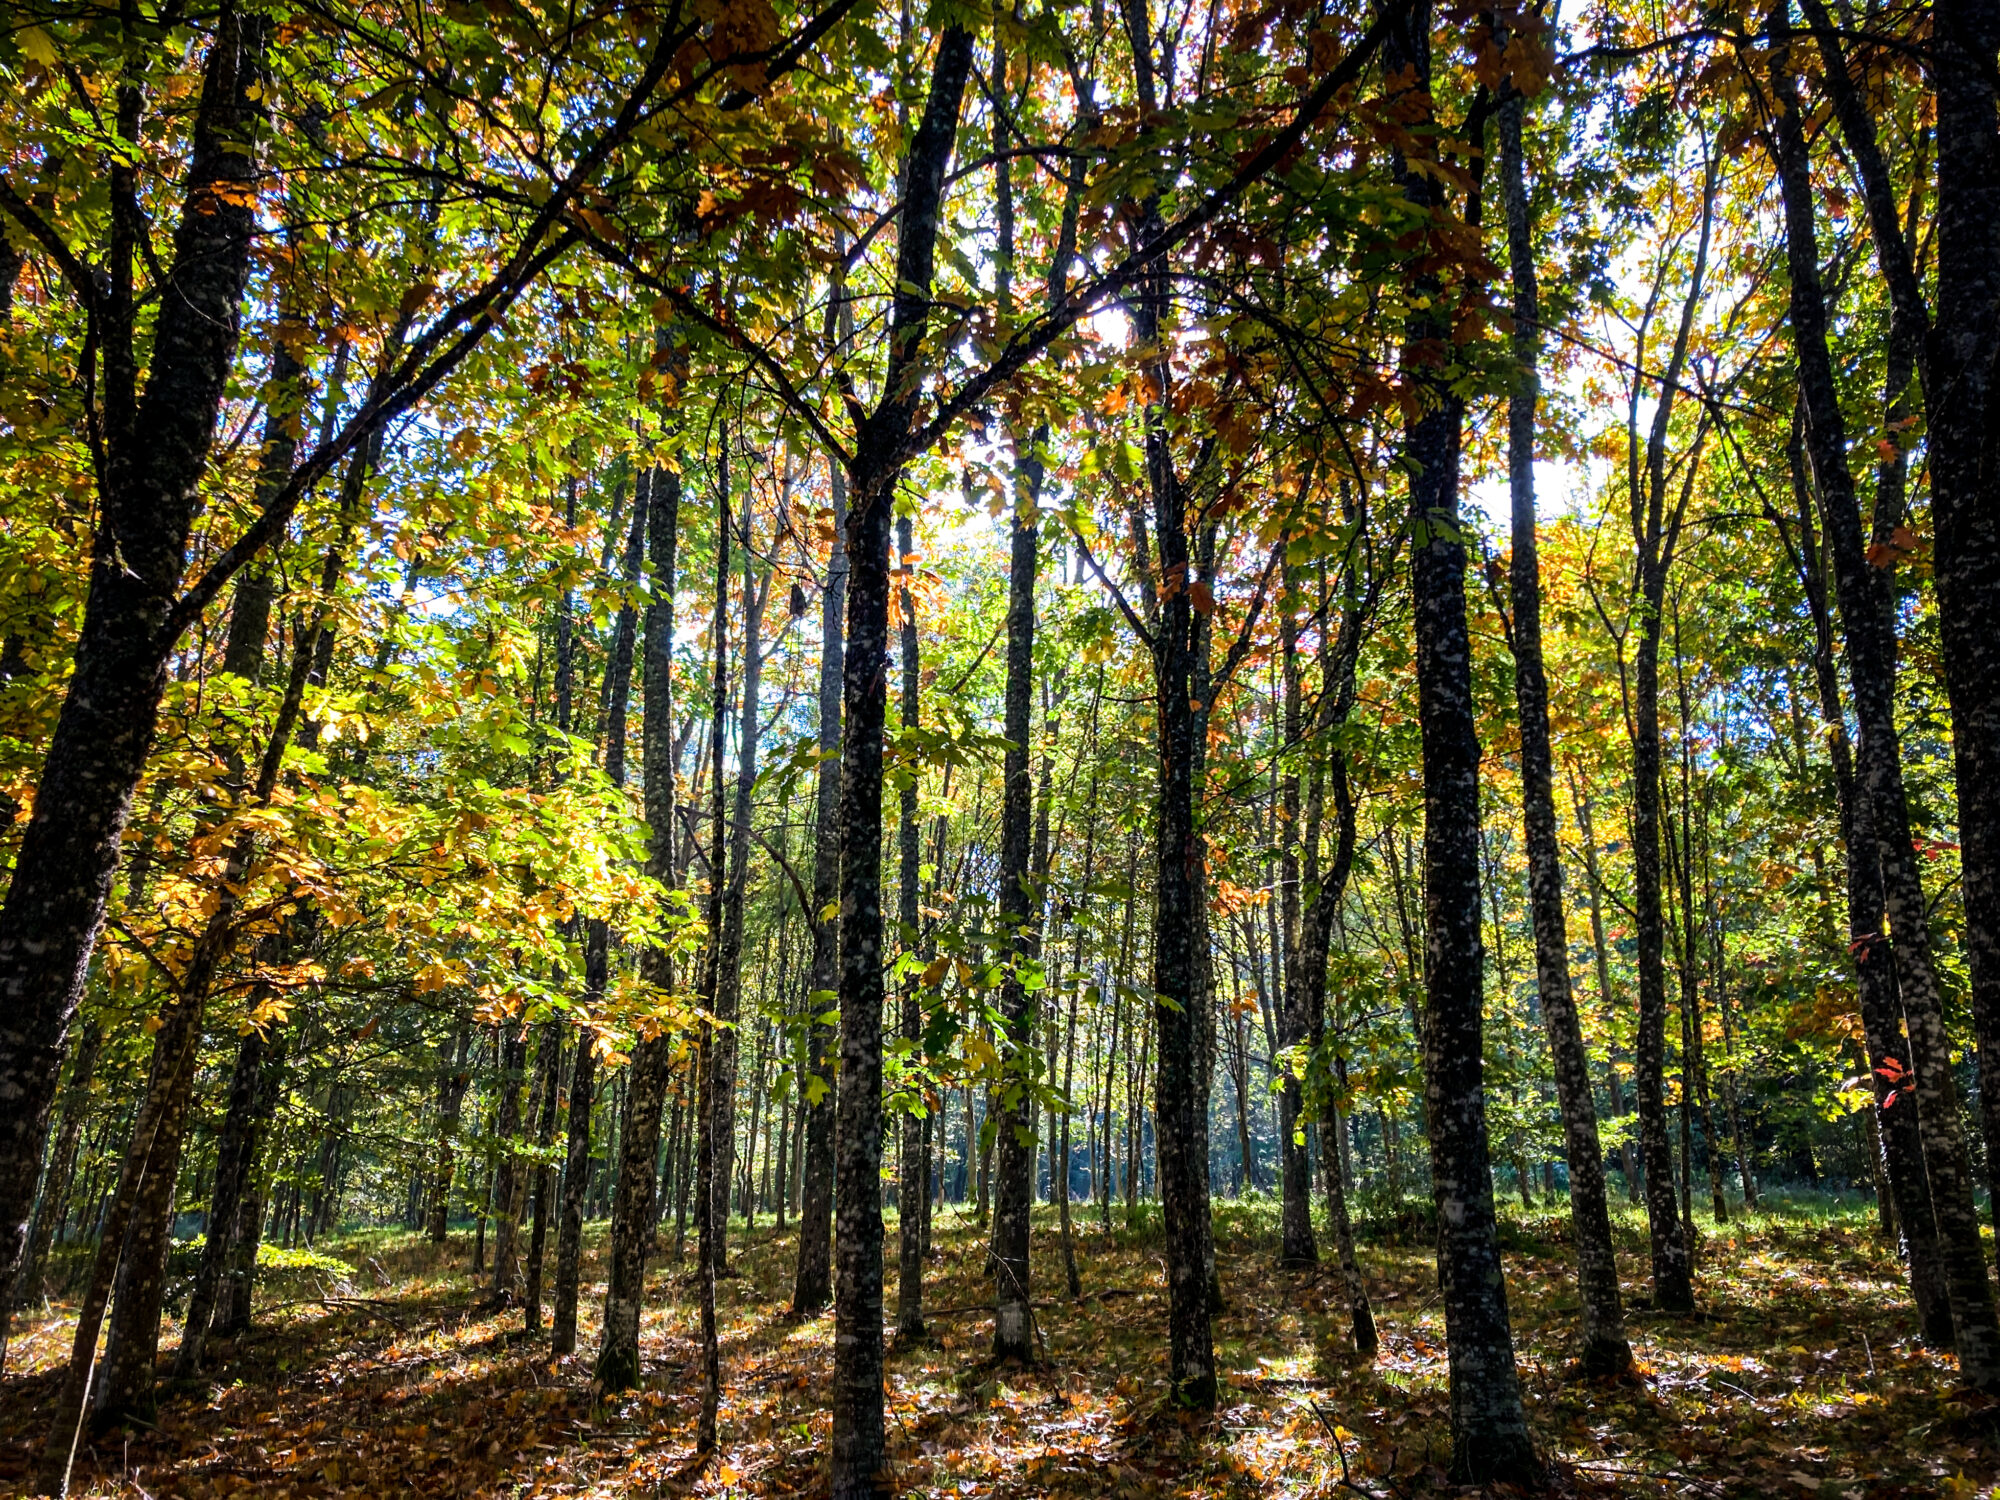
[792,447,848,1315]
[1390,1,1538,1478]
[992,218,1041,1358]
[0,10,269,1355]
[831,30,974,1494]
[597,459,681,1391]
[1925,0,2000,1271]
[896,515,927,1342]
[1498,72,1632,1377]
[1769,27,2000,1381]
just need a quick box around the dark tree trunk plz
[1926,0,2000,1271]
[597,460,681,1390]
[486,1025,530,1302]
[831,30,974,1495]
[992,244,1041,1358]
[711,458,765,1265]
[217,1024,289,1338]
[1499,72,1632,1377]
[694,462,733,1454]
[1770,30,2000,1382]
[427,1015,474,1243]
[792,450,848,1315]
[1276,597,1318,1268]
[0,11,269,1360]
[11,1022,101,1318]
[171,1019,271,1376]
[896,515,927,1342]
[554,472,650,1354]
[1389,1,1537,1479]
[523,1021,563,1333]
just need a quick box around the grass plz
[2,1188,1995,1496]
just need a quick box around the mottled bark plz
[831,31,974,1494]
[896,514,926,1342]
[792,451,847,1316]
[0,12,269,1357]
[1499,76,1632,1377]
[992,283,1041,1359]
[1770,27,2000,1380]
[1925,0,2000,1270]
[597,460,681,1391]
[1390,0,1538,1478]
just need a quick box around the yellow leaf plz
[19,26,58,65]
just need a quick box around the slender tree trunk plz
[991,187,1041,1354]
[709,454,764,1267]
[792,450,847,1315]
[11,1023,101,1318]
[896,515,927,1342]
[1277,595,1317,1267]
[428,1016,473,1242]
[523,1021,563,1333]
[694,453,734,1454]
[1499,73,1631,1376]
[1389,2,1537,1477]
[597,462,683,1390]
[486,1025,529,1303]
[830,33,974,1493]
[217,1024,288,1338]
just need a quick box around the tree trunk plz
[11,1022,101,1318]
[896,515,927,1342]
[597,460,682,1390]
[0,14,270,1344]
[830,31,975,1494]
[523,1021,563,1333]
[553,467,651,1352]
[694,453,734,1454]
[1499,72,1632,1377]
[1924,0,2000,1266]
[992,230,1041,1358]
[428,1015,474,1242]
[791,449,847,1315]
[1389,1,1537,1478]
[1277,595,1317,1267]
[1770,31,2000,1380]
[486,1025,530,1303]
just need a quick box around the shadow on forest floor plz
[3,1191,1996,1496]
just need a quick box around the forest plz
[1,0,1998,1493]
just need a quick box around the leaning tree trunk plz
[0,14,269,1346]
[1390,0,1538,1480]
[1783,439,1947,1333]
[1498,70,1632,1378]
[1770,30,2000,1384]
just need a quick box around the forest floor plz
[2,1190,1996,1497]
